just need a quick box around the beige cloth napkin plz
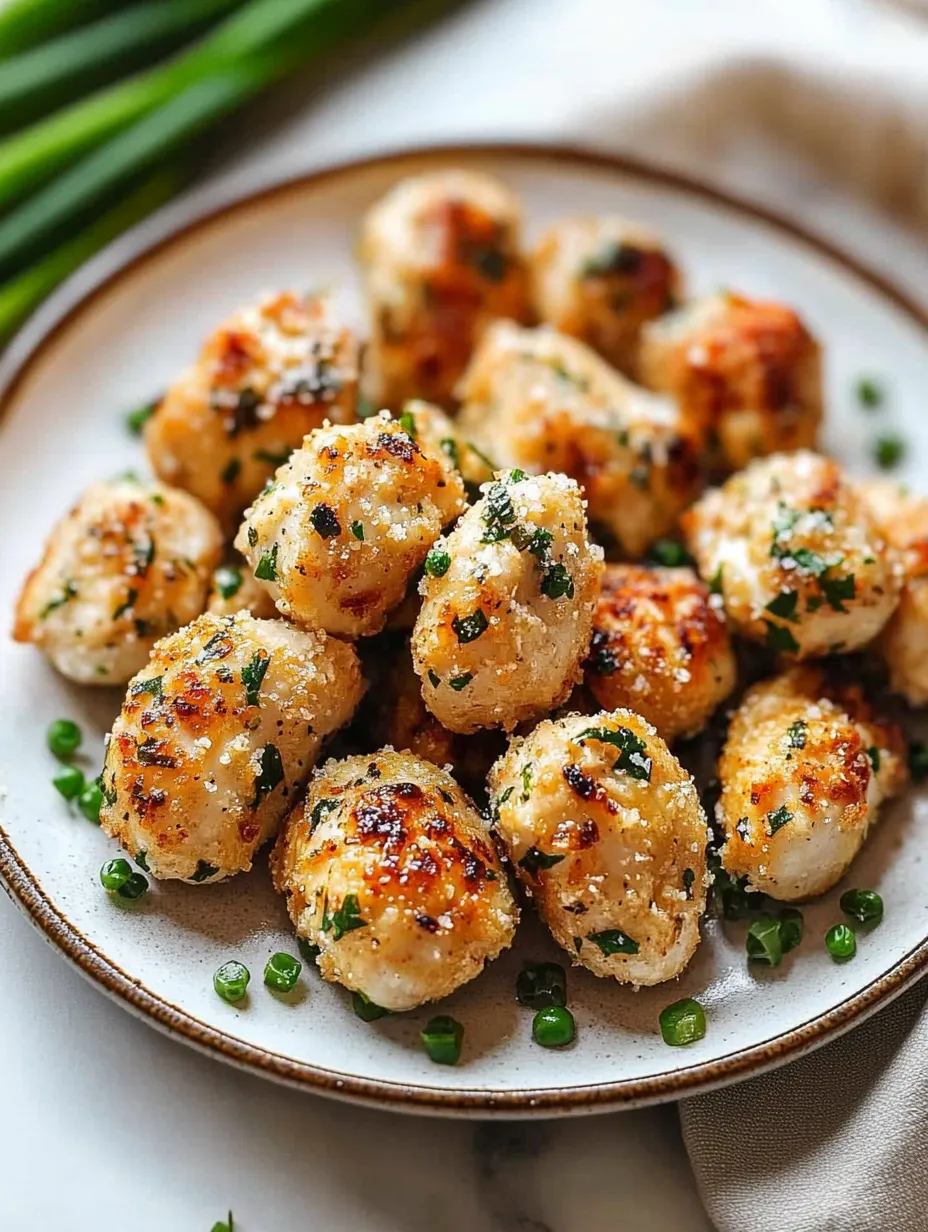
[577,7,928,1231]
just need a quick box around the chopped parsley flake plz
[452,610,488,643]
[252,743,284,807]
[765,620,799,654]
[649,538,694,568]
[241,650,270,706]
[350,521,364,541]
[449,673,473,691]
[481,482,517,543]
[520,764,533,801]
[130,675,163,702]
[214,566,242,600]
[587,928,639,957]
[820,572,856,612]
[427,669,441,688]
[682,868,695,899]
[222,458,241,485]
[309,797,339,832]
[909,742,928,782]
[40,580,78,618]
[518,847,565,877]
[198,630,233,664]
[765,590,799,622]
[253,447,291,467]
[191,861,219,883]
[541,563,574,600]
[867,746,881,772]
[578,725,652,782]
[766,806,793,836]
[398,410,417,438]
[254,544,279,582]
[321,892,366,941]
[440,437,460,469]
[247,526,258,548]
[786,720,807,750]
[125,400,159,435]
[112,588,138,621]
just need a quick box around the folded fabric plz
[681,978,928,1232]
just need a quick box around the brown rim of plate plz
[2,141,927,1118]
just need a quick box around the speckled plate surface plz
[2,144,927,1117]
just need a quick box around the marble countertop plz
[0,892,710,1229]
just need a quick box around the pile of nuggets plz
[14,168,924,1014]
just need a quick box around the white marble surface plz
[0,893,710,1229]
[3,0,926,1227]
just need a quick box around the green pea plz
[515,962,567,1009]
[47,718,82,760]
[825,923,856,962]
[100,858,149,900]
[351,990,391,1021]
[263,952,302,993]
[874,434,905,470]
[78,779,103,824]
[659,998,706,1046]
[52,765,85,801]
[532,1005,575,1048]
[840,889,883,925]
[214,960,250,1004]
[421,1014,464,1065]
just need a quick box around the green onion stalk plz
[0,167,182,344]
[0,0,135,59]
[0,0,392,212]
[0,0,246,135]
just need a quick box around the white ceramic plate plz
[2,145,928,1117]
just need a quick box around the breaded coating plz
[359,635,504,799]
[359,169,530,408]
[583,564,736,742]
[14,478,221,685]
[99,612,363,882]
[271,749,518,1011]
[457,321,701,559]
[412,470,603,733]
[235,412,466,638]
[399,399,496,501]
[489,710,709,985]
[682,451,901,659]
[717,667,907,900]
[639,291,823,472]
[530,216,682,377]
[860,480,928,704]
[145,292,359,533]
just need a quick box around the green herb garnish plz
[587,928,639,956]
[452,610,488,643]
[321,892,366,941]
[577,725,652,782]
[252,743,283,807]
[242,649,270,706]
